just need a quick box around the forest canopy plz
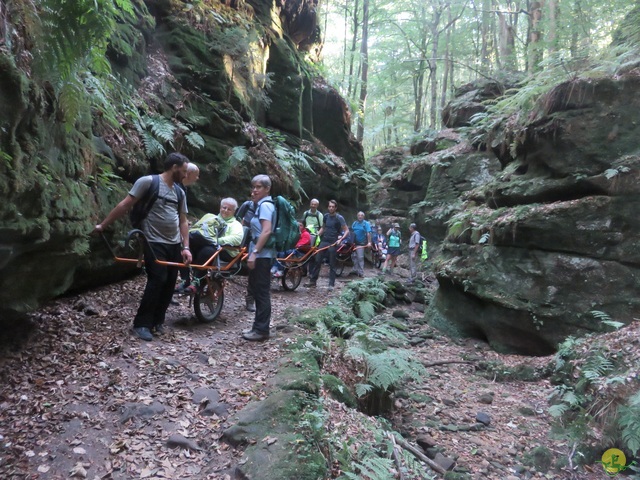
[319,0,639,154]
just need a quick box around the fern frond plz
[57,78,85,129]
[366,348,427,391]
[141,131,165,158]
[185,132,205,149]
[618,395,640,455]
[356,301,376,322]
[549,403,569,418]
[220,146,248,182]
[355,383,373,397]
[146,116,176,144]
[353,456,394,480]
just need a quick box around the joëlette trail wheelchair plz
[273,242,334,291]
[102,227,251,324]
[333,242,368,276]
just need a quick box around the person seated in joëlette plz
[272,221,312,277]
[176,197,244,293]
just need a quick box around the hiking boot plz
[154,324,166,335]
[304,281,317,288]
[273,270,284,278]
[242,330,269,341]
[132,327,153,341]
[245,299,256,312]
[327,285,335,291]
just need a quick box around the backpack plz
[418,236,428,260]
[129,175,184,229]
[303,210,321,224]
[257,196,300,251]
[236,200,255,224]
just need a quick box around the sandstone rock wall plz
[0,0,363,318]
[433,75,640,354]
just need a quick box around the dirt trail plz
[0,267,606,479]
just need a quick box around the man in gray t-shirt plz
[94,153,192,341]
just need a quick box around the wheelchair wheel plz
[282,268,302,291]
[194,278,224,323]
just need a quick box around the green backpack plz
[259,196,301,251]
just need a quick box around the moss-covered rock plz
[268,351,322,395]
[321,374,357,408]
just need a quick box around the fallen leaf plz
[69,462,87,478]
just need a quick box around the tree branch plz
[393,434,448,475]
[422,360,474,368]
[387,433,406,480]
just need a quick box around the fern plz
[185,131,205,149]
[366,349,427,392]
[57,78,84,131]
[618,391,640,455]
[221,146,248,182]
[146,115,176,144]
[356,300,376,322]
[355,383,373,398]
[141,131,165,158]
[352,455,395,480]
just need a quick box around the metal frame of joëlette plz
[102,229,248,274]
[276,243,368,268]
[103,230,369,272]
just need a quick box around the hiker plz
[243,174,275,341]
[175,198,244,294]
[305,199,349,290]
[93,152,191,341]
[183,162,200,188]
[303,198,323,239]
[173,162,200,300]
[408,223,421,283]
[382,222,401,275]
[272,221,312,277]
[349,211,372,277]
[238,199,257,312]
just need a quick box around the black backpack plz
[129,175,184,228]
[236,200,255,225]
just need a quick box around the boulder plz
[433,76,640,354]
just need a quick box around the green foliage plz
[339,451,394,480]
[17,0,135,128]
[340,278,388,322]
[548,320,640,461]
[354,348,427,393]
[134,114,205,158]
[335,427,430,480]
[220,146,248,182]
[617,391,640,455]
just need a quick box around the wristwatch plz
[253,250,260,255]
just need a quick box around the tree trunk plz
[480,0,492,72]
[428,7,442,129]
[356,0,369,142]
[497,10,516,71]
[440,8,454,115]
[347,0,360,100]
[547,0,557,52]
[527,0,544,73]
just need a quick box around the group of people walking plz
[93,152,425,343]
